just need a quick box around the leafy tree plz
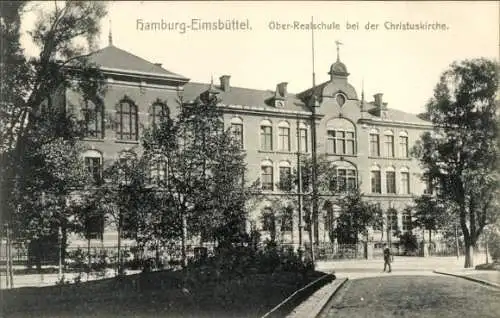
[1,1,107,243]
[413,58,499,268]
[412,195,450,247]
[275,153,338,261]
[334,189,383,245]
[140,91,256,266]
[399,232,419,255]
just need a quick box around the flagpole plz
[309,16,318,263]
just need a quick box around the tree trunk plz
[428,230,432,256]
[117,215,123,276]
[87,237,91,279]
[181,212,187,268]
[464,241,474,268]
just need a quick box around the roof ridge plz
[107,45,183,77]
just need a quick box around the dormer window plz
[275,99,285,108]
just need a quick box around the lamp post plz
[296,117,304,258]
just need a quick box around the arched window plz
[330,161,357,193]
[400,167,410,195]
[260,119,273,151]
[230,117,244,148]
[279,161,292,191]
[277,121,291,151]
[370,165,381,193]
[369,128,380,157]
[82,149,102,185]
[82,99,104,139]
[386,166,396,194]
[152,101,169,128]
[326,118,356,155]
[399,131,409,158]
[117,97,138,141]
[261,159,274,191]
[384,130,395,157]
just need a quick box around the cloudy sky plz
[21,1,498,114]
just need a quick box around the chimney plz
[373,93,383,107]
[219,75,231,92]
[154,63,162,68]
[276,82,288,98]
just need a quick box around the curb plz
[433,270,500,289]
[285,276,348,318]
[260,272,336,318]
[314,277,348,318]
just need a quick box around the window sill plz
[325,153,357,157]
[83,138,105,142]
[368,156,411,160]
[258,150,310,155]
[115,139,140,144]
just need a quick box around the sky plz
[20,1,499,114]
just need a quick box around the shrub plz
[399,232,419,255]
[488,230,500,263]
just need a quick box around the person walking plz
[383,244,393,273]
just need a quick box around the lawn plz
[1,269,329,318]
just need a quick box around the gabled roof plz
[83,45,188,81]
[363,103,431,126]
[182,82,310,113]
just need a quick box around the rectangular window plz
[400,172,410,195]
[299,128,308,152]
[150,160,167,185]
[262,210,275,232]
[336,131,346,154]
[333,169,357,192]
[281,207,293,232]
[261,126,273,151]
[85,157,101,184]
[386,171,396,194]
[388,211,398,232]
[370,134,380,156]
[278,127,290,151]
[279,166,292,191]
[385,135,395,157]
[371,171,381,193]
[85,212,104,240]
[261,166,273,191]
[373,203,383,231]
[337,169,347,192]
[347,169,357,191]
[327,130,336,154]
[399,136,409,158]
[231,123,244,148]
[346,131,355,155]
[402,212,412,232]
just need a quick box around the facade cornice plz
[218,103,324,120]
[358,118,433,130]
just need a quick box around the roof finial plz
[361,78,365,112]
[108,19,113,46]
[335,40,343,61]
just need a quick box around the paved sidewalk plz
[289,256,496,318]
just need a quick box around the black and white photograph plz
[0,1,499,317]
